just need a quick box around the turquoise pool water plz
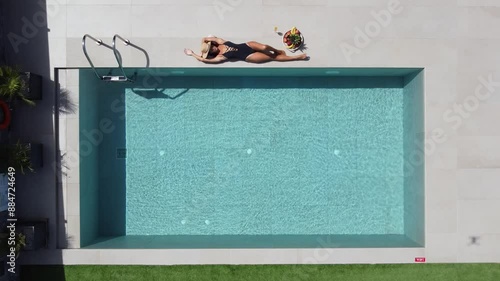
[79,68,425,248]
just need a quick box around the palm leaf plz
[0,65,33,106]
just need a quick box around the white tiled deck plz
[6,0,500,264]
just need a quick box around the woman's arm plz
[184,49,227,64]
[201,55,227,64]
[202,36,226,45]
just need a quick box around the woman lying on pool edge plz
[184,36,309,64]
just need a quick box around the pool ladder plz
[82,34,150,82]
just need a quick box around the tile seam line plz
[62,4,464,7]
[455,158,459,261]
[64,3,67,39]
[457,198,500,201]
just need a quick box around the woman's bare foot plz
[296,53,309,60]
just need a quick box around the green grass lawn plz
[21,264,500,281]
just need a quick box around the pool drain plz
[116,148,127,159]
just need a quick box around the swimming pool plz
[79,68,424,248]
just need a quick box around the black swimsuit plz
[221,41,256,61]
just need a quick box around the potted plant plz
[0,231,26,258]
[282,27,304,51]
[0,65,40,106]
[21,71,42,101]
[0,141,43,174]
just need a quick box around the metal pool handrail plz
[82,34,127,81]
[82,34,109,80]
[112,34,150,82]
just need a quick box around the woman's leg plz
[274,53,308,62]
[246,41,281,56]
[246,52,308,63]
[245,52,274,63]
